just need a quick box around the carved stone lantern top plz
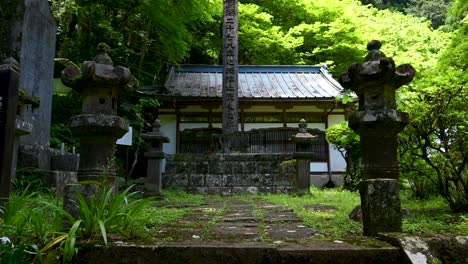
[339,40,415,113]
[61,43,137,115]
[291,119,316,143]
[142,119,170,144]
[61,43,136,92]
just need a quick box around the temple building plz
[142,64,349,189]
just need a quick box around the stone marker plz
[291,119,316,195]
[61,43,136,196]
[142,119,170,196]
[222,0,239,152]
[0,65,19,208]
[1,0,57,170]
[339,40,415,236]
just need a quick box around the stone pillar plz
[1,0,57,171]
[339,40,415,236]
[61,43,136,195]
[291,119,316,195]
[222,0,239,152]
[142,119,169,196]
[0,65,19,208]
[0,58,41,209]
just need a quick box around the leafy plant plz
[326,122,361,190]
[73,184,154,245]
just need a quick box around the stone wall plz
[163,154,295,195]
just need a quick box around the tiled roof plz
[163,64,343,99]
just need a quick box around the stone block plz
[189,174,205,187]
[237,174,251,186]
[360,179,402,236]
[164,174,188,187]
[209,161,223,174]
[207,187,228,195]
[243,162,257,174]
[196,162,209,174]
[257,161,272,174]
[260,174,274,186]
[51,154,79,171]
[206,174,223,187]
[189,187,208,194]
[176,162,195,174]
[223,174,238,187]
[251,174,262,187]
[222,162,235,174]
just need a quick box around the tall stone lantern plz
[61,43,136,194]
[291,119,316,195]
[339,40,415,236]
[142,119,169,196]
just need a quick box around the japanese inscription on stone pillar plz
[222,0,239,136]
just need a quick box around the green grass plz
[401,192,468,237]
[2,187,467,263]
[262,187,362,239]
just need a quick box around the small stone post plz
[61,43,136,196]
[142,119,169,196]
[339,40,415,236]
[291,119,316,195]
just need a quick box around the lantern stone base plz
[359,179,402,236]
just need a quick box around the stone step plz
[75,241,403,264]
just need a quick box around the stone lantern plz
[142,119,170,196]
[339,40,415,236]
[291,119,316,195]
[61,43,136,194]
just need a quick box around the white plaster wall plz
[159,115,177,173]
[310,162,328,172]
[289,106,321,112]
[244,106,282,112]
[327,114,346,172]
[286,123,325,130]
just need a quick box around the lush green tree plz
[398,0,467,211]
[326,122,361,190]
[359,0,454,29]
[50,0,220,84]
[404,0,453,29]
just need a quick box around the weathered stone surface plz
[360,179,402,236]
[426,236,468,264]
[51,154,79,171]
[5,0,57,147]
[142,119,169,196]
[340,40,413,236]
[0,67,19,207]
[164,153,294,194]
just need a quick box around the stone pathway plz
[153,197,325,244]
[76,196,403,263]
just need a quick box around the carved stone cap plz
[339,40,415,91]
[141,119,170,143]
[61,43,137,93]
[291,119,316,142]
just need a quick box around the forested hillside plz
[50,0,453,83]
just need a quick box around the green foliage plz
[50,0,221,85]
[398,4,467,212]
[50,92,81,152]
[359,0,453,29]
[72,184,154,244]
[401,191,468,236]
[0,190,67,263]
[326,122,361,190]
